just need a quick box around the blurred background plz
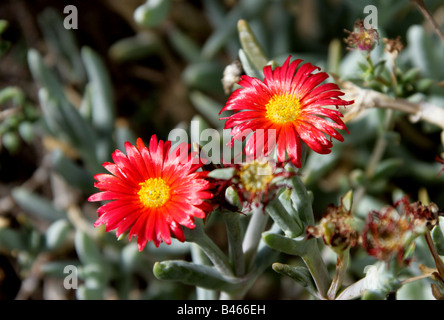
[0,0,443,300]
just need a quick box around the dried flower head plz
[383,36,404,57]
[209,159,295,212]
[344,19,379,52]
[306,193,358,255]
[397,197,440,230]
[361,201,421,265]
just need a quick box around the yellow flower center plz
[265,93,301,124]
[239,161,274,192]
[138,178,171,208]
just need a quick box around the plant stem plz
[302,240,331,299]
[242,203,269,271]
[186,218,234,277]
[424,229,444,279]
[190,244,218,300]
[194,232,234,277]
[367,109,396,177]
[223,210,245,276]
[327,250,350,300]
[411,0,444,45]
[342,81,444,130]
[401,273,434,285]
[353,107,396,213]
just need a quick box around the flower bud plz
[306,191,358,255]
[382,36,404,57]
[361,200,421,265]
[344,19,379,52]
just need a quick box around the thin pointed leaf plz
[431,217,444,255]
[37,8,85,84]
[262,231,308,256]
[11,187,66,222]
[289,175,315,226]
[81,47,116,162]
[134,0,171,28]
[238,49,262,79]
[189,91,224,128]
[153,260,241,292]
[51,149,96,193]
[0,227,27,251]
[45,219,71,250]
[201,0,269,59]
[265,193,303,238]
[272,263,317,294]
[27,49,66,102]
[237,19,268,71]
[74,230,102,265]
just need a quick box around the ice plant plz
[88,135,213,251]
[220,56,353,168]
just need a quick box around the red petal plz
[291,63,320,92]
[286,128,302,168]
[301,115,346,141]
[125,141,149,180]
[296,121,332,154]
[276,126,287,162]
[170,220,185,242]
[296,72,329,100]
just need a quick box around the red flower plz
[220,56,353,168]
[88,135,213,251]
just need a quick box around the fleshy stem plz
[327,249,350,300]
[302,239,331,299]
[186,219,234,277]
[424,229,444,279]
[195,233,234,277]
[220,205,270,300]
[242,203,269,271]
[223,210,245,276]
[190,244,218,300]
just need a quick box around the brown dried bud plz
[344,19,379,52]
[405,201,439,230]
[306,193,358,255]
[361,202,415,265]
[382,36,404,57]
